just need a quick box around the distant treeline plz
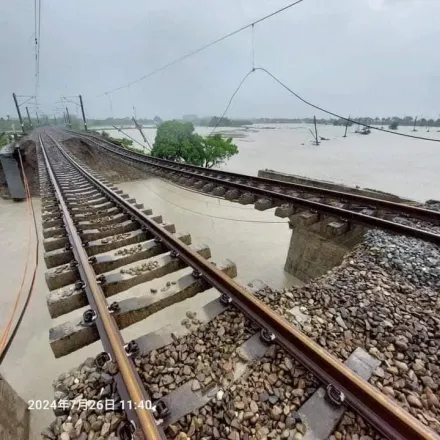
[2,113,440,132]
[200,116,253,127]
[256,116,440,127]
[86,117,155,127]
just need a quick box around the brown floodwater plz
[105,123,440,202]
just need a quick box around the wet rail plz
[39,133,164,439]
[38,130,438,440]
[59,128,440,246]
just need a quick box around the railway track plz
[37,129,439,440]
[57,128,440,247]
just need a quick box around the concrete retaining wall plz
[0,374,30,440]
[284,218,365,282]
[258,168,411,202]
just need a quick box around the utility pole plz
[12,93,25,133]
[313,115,319,145]
[25,106,33,129]
[54,116,57,125]
[66,107,72,129]
[79,95,88,131]
[36,111,40,126]
[412,116,418,132]
[343,115,350,138]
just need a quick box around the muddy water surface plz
[117,177,298,289]
[105,123,440,202]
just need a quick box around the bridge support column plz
[284,213,365,282]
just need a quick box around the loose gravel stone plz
[252,228,440,434]
[42,357,126,440]
[165,342,318,439]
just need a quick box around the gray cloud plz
[1,0,439,119]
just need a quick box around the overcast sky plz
[1,0,439,120]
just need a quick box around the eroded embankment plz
[61,138,148,183]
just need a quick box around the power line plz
[254,67,440,143]
[210,69,255,135]
[34,0,42,107]
[98,0,306,97]
[209,66,440,143]
[34,0,38,99]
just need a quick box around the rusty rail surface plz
[39,134,164,440]
[60,128,440,246]
[45,131,438,440]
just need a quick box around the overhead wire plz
[34,0,38,99]
[254,67,440,143]
[36,0,42,105]
[209,69,255,135]
[251,24,255,70]
[98,0,306,97]
[18,96,36,107]
[207,66,440,143]
[89,0,439,143]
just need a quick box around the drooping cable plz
[209,69,255,135]
[208,66,440,143]
[255,67,440,143]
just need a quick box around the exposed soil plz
[19,139,39,196]
[62,138,148,183]
[0,163,8,198]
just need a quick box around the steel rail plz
[39,134,164,440]
[47,132,438,440]
[59,129,440,246]
[63,128,440,224]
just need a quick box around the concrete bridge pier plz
[280,209,365,282]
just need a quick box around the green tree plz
[198,134,238,168]
[151,120,238,168]
[389,121,399,130]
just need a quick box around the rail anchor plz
[83,309,97,326]
[108,302,120,314]
[220,293,233,305]
[95,352,112,368]
[124,340,139,357]
[116,420,136,440]
[153,400,170,422]
[325,384,346,407]
[260,328,276,344]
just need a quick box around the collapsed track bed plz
[37,129,438,440]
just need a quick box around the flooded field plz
[103,123,440,202]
